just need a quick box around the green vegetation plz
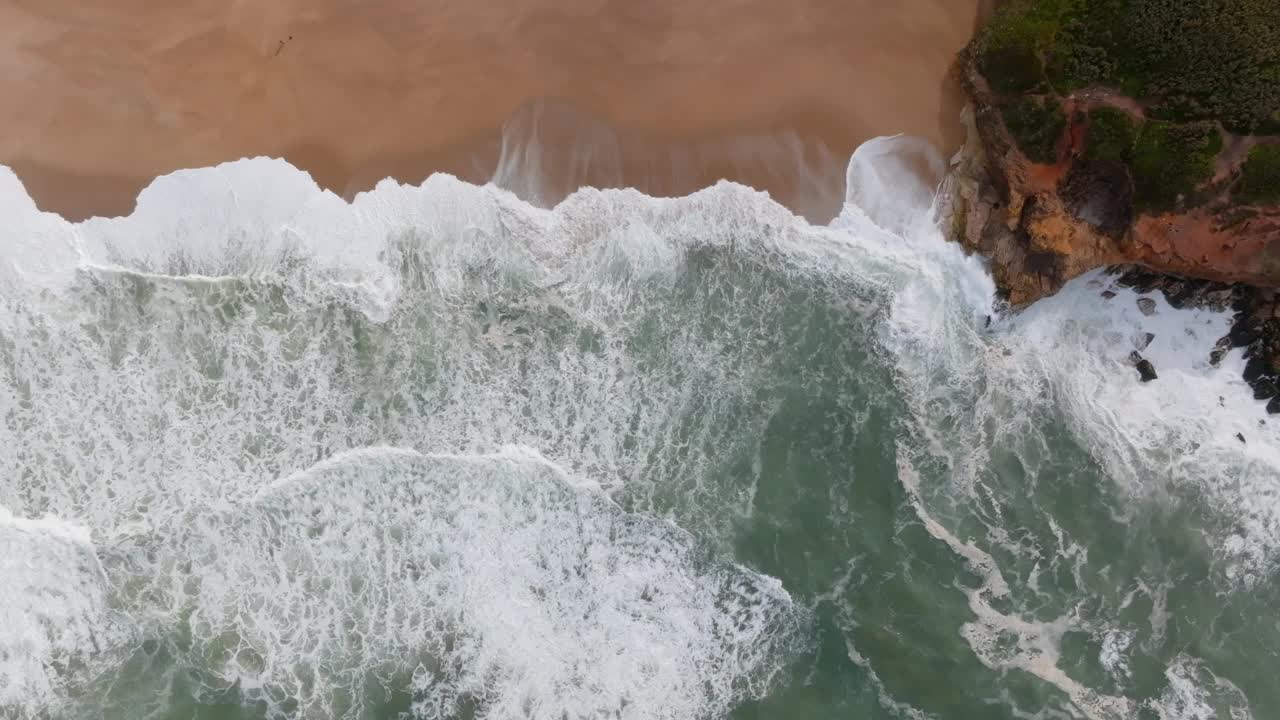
[1236,144,1280,205]
[1082,107,1221,211]
[973,1,1278,211]
[1128,121,1221,211]
[1082,106,1135,164]
[975,0,1280,132]
[1000,96,1068,164]
[975,0,1073,93]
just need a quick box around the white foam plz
[0,168,82,291]
[0,507,120,714]
[0,132,1276,717]
[1148,656,1254,720]
[994,272,1280,584]
[0,152,916,540]
[1098,629,1133,681]
[4,160,866,716]
[873,181,1280,584]
[162,447,805,719]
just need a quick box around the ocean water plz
[1,136,1278,720]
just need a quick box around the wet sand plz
[0,0,992,221]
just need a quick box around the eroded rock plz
[1252,376,1278,400]
[1210,336,1231,366]
[944,50,1280,308]
[1129,352,1158,382]
[943,46,1280,409]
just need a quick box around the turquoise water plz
[1,139,1278,719]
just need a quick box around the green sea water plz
[1,141,1277,719]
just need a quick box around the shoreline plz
[1,0,991,221]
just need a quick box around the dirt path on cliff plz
[0,0,992,220]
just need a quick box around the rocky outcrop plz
[1106,266,1280,409]
[1129,352,1158,383]
[943,49,1280,307]
[943,53,1280,406]
[942,41,1280,409]
[939,0,1280,405]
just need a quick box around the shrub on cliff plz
[1236,144,1280,205]
[1082,107,1135,163]
[976,0,1071,93]
[1084,107,1221,211]
[977,0,1280,132]
[1001,96,1067,164]
[1128,121,1221,211]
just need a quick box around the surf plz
[0,136,1275,719]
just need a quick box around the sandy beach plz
[0,0,990,220]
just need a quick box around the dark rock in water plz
[1096,270,1277,405]
[1230,323,1258,348]
[1127,350,1143,365]
[1237,432,1247,444]
[1198,287,1237,312]
[1261,318,1280,361]
[1134,332,1155,351]
[1209,335,1231,365]
[1134,357,1158,382]
[1101,290,1117,300]
[1107,266,1240,312]
[1115,267,1162,294]
[1164,279,1206,309]
[1159,280,1186,306]
[1231,286,1255,314]
[1244,356,1269,383]
[985,314,992,329]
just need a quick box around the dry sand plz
[0,0,992,220]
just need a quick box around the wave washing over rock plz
[1,138,1278,719]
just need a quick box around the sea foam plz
[0,135,1274,718]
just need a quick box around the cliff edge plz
[945,0,1280,408]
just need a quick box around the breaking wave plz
[0,135,1275,718]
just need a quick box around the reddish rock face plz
[945,50,1280,307]
[1130,211,1280,285]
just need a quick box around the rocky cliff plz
[944,0,1280,406]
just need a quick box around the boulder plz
[1209,336,1231,366]
[1229,323,1257,348]
[1136,297,1157,316]
[1253,376,1278,400]
[1132,355,1158,382]
[1244,356,1269,384]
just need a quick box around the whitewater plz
[1,136,1277,719]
